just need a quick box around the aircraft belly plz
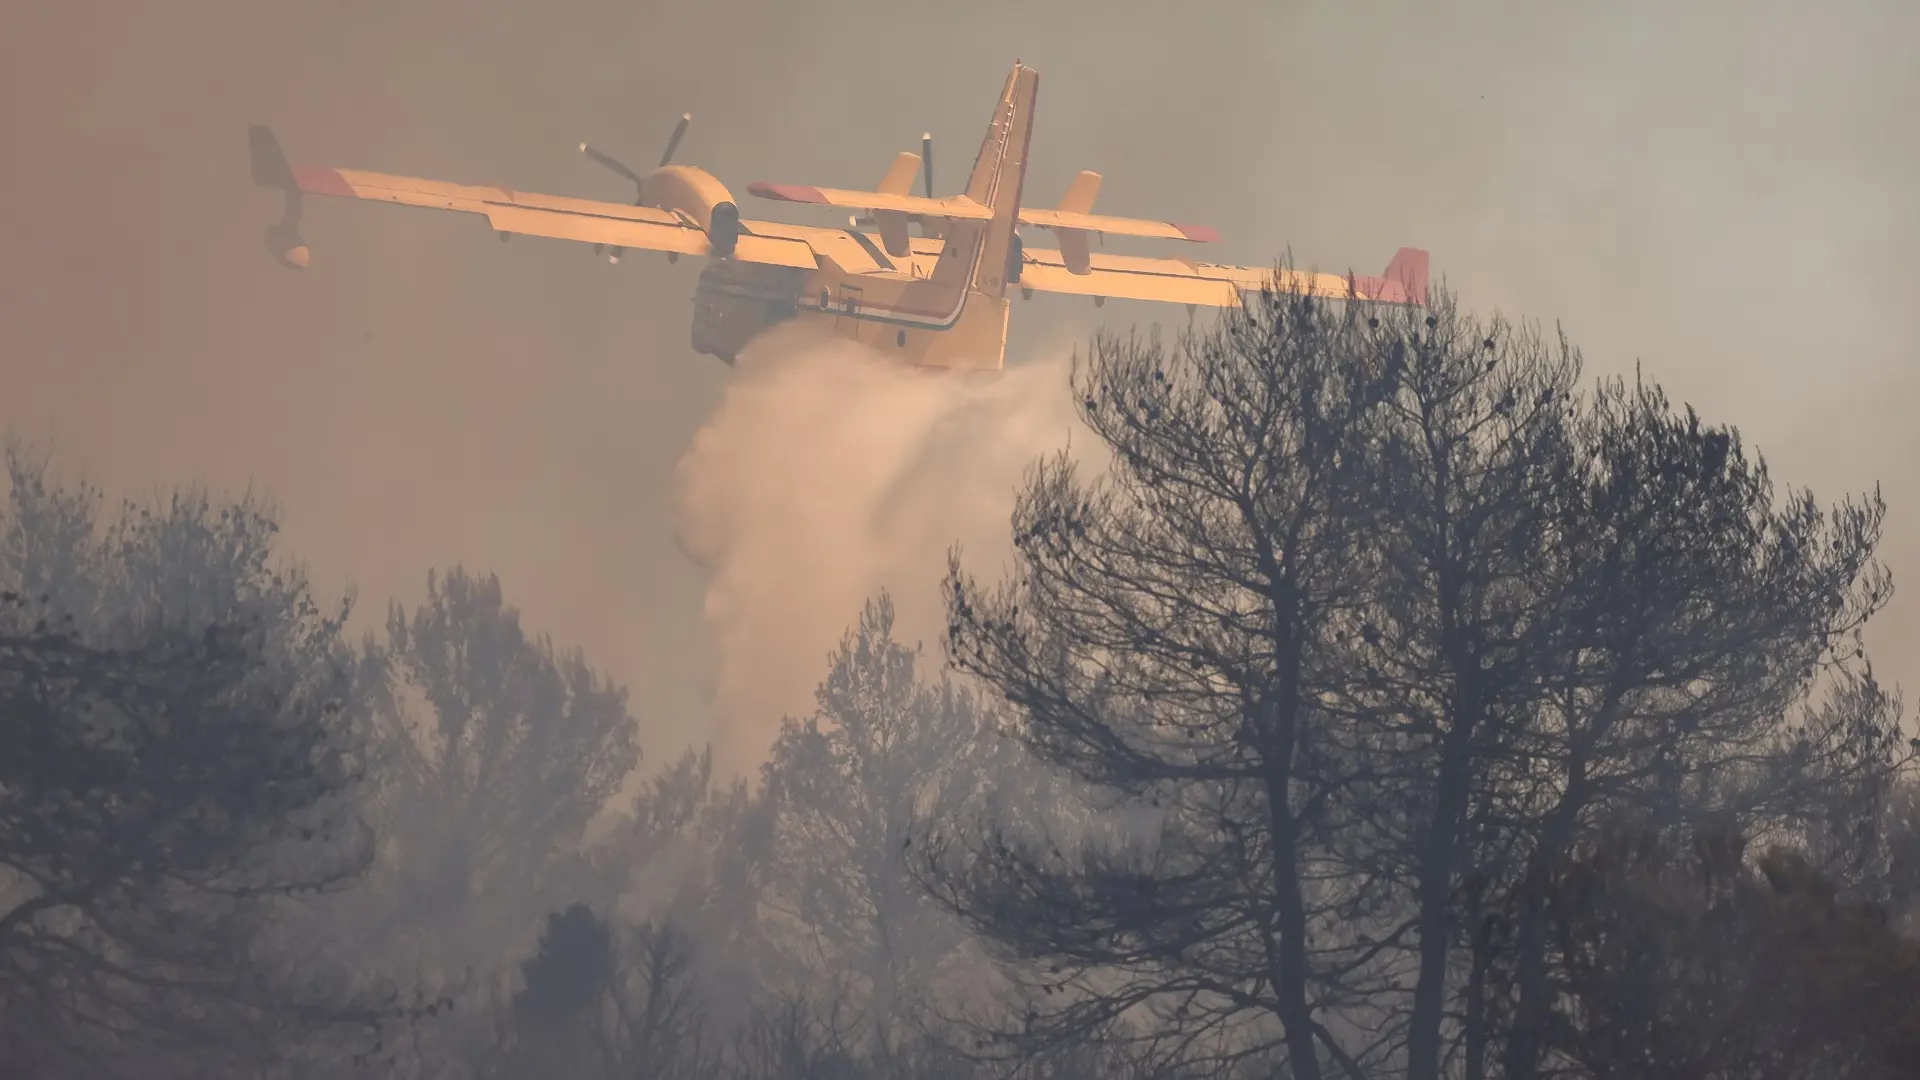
[689,261,804,363]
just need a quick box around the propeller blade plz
[580,141,644,186]
[921,132,933,198]
[659,113,691,168]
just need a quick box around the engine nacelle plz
[640,164,741,257]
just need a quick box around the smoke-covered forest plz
[4,283,1918,1080]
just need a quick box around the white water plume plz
[672,322,1096,775]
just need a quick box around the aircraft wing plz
[293,166,822,268]
[1016,208,1220,243]
[252,126,818,269]
[746,182,993,221]
[1017,246,1430,307]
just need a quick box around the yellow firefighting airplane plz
[249,62,1428,372]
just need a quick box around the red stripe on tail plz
[1350,247,1429,305]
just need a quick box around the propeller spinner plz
[579,112,692,264]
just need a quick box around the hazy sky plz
[5,0,1916,764]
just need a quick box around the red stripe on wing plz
[290,164,356,198]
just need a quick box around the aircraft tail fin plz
[869,151,927,256]
[1351,247,1430,305]
[1057,171,1100,214]
[927,62,1036,298]
[959,64,1037,209]
[875,152,921,197]
[1014,169,1220,275]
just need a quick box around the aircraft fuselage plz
[689,240,1015,371]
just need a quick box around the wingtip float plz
[250,63,1429,373]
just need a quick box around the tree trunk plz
[1502,783,1585,1080]
[1463,883,1493,1080]
[1406,707,1478,1080]
[1260,616,1328,1080]
[1271,806,1326,1080]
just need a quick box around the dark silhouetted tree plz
[0,445,387,1078]
[1485,374,1899,1080]
[352,566,640,978]
[499,902,619,1077]
[1540,820,1920,1080]
[1336,289,1580,1080]
[485,902,724,1080]
[929,274,1907,1080]
[930,276,1403,1080]
[515,902,617,1028]
[761,592,1001,1056]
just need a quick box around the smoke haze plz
[4,0,1917,773]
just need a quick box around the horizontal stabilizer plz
[1020,248,1349,307]
[1016,207,1218,243]
[1020,252,1242,307]
[746,182,993,221]
[1015,245,1431,308]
